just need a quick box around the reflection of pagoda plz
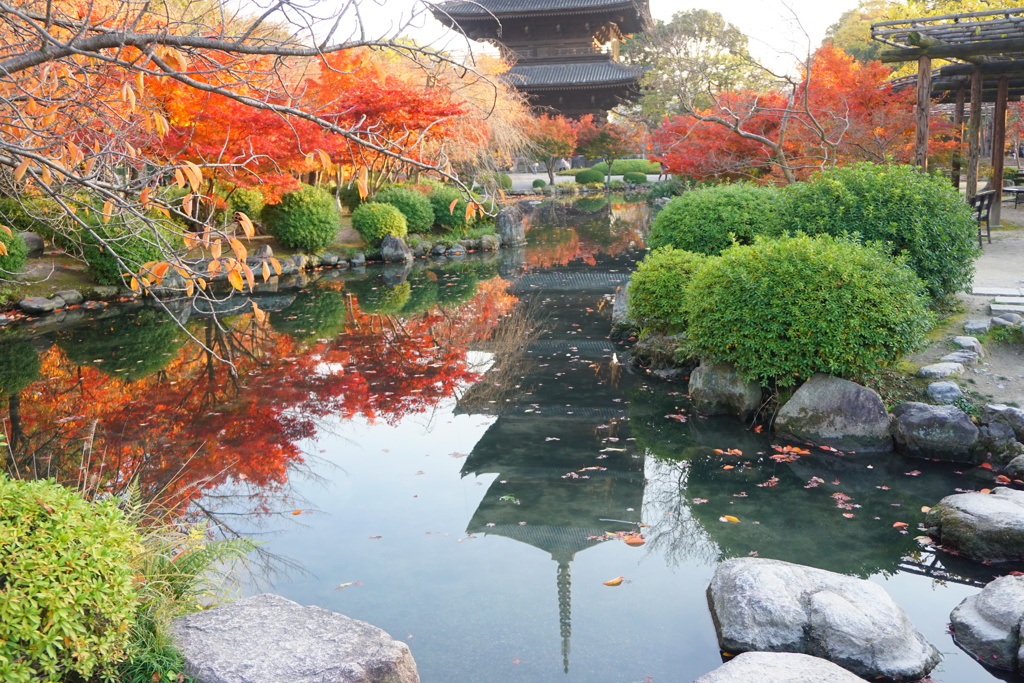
[430,0,650,117]
[458,249,646,673]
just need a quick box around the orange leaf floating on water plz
[603,576,625,586]
[981,488,992,494]
[921,506,932,513]
[996,475,1012,484]
[842,513,855,519]
[979,463,994,470]
[728,449,743,456]
[893,522,909,528]
[722,465,735,470]
[624,535,646,547]
[719,515,740,523]
[291,510,303,515]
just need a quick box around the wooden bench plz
[969,190,996,247]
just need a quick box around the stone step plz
[990,303,1024,314]
[973,286,1024,297]
[994,297,1024,305]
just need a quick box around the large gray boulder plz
[707,558,941,681]
[692,652,865,683]
[891,402,979,462]
[950,575,1024,673]
[496,205,526,246]
[774,374,892,452]
[171,593,419,683]
[19,231,44,258]
[925,488,1024,563]
[19,296,59,314]
[688,362,762,420]
[984,405,1024,443]
[379,235,413,263]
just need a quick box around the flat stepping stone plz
[927,381,964,404]
[953,336,983,356]
[994,296,1024,305]
[940,350,979,366]
[950,575,1024,672]
[918,362,965,378]
[694,652,864,682]
[965,319,992,335]
[973,287,1024,297]
[926,488,1024,563]
[990,303,1024,315]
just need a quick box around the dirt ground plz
[909,206,1024,405]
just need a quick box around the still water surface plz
[0,198,1015,681]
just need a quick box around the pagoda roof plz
[505,60,644,90]
[431,0,641,20]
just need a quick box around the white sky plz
[353,0,864,74]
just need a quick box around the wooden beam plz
[967,67,983,196]
[991,75,1009,229]
[952,85,965,188]
[916,55,932,169]
[880,37,1024,62]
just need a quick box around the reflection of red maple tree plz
[4,276,517,518]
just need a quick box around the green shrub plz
[623,171,648,185]
[476,171,512,191]
[592,159,661,175]
[648,183,783,255]
[779,163,978,299]
[575,168,605,184]
[646,177,686,199]
[351,202,408,244]
[0,475,140,682]
[373,186,433,233]
[68,213,167,286]
[226,186,265,223]
[335,182,363,212]
[684,234,933,387]
[628,247,707,334]
[0,196,51,274]
[428,185,472,231]
[532,178,547,189]
[264,185,340,252]
[609,179,627,190]
[0,224,28,275]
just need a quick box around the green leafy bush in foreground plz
[780,162,978,299]
[648,183,783,255]
[226,186,265,224]
[373,186,433,233]
[627,247,707,334]
[684,234,933,387]
[428,185,473,232]
[351,202,408,244]
[0,475,140,682]
[264,184,340,252]
[575,168,605,184]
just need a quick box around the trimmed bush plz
[0,196,52,274]
[684,234,933,387]
[351,202,408,244]
[373,186,433,233]
[74,215,166,286]
[532,178,547,189]
[575,168,605,184]
[226,186,265,223]
[592,159,661,175]
[264,184,340,252]
[0,475,140,682]
[623,171,648,185]
[428,185,472,231]
[627,247,707,334]
[477,171,513,191]
[0,224,28,275]
[779,162,978,299]
[648,183,783,255]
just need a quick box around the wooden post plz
[915,55,932,169]
[991,75,1009,228]
[966,67,983,196]
[951,85,965,188]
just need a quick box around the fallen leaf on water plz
[996,475,1011,484]
[727,448,743,456]
[921,506,932,513]
[693,497,709,504]
[981,488,992,494]
[979,463,994,470]
[512,659,521,664]
[624,535,647,547]
[754,425,763,433]
[893,522,909,529]
[603,576,625,586]
[291,510,303,515]
[719,515,740,523]
[842,513,855,519]
[334,582,363,591]
[368,535,382,540]
[722,465,735,470]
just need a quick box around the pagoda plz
[429,0,650,118]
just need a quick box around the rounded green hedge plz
[648,183,783,255]
[351,202,408,244]
[575,168,605,184]
[623,171,648,185]
[627,247,707,334]
[532,179,547,189]
[227,186,265,223]
[0,475,140,682]
[373,186,433,233]
[684,234,933,387]
[779,163,977,299]
[428,185,472,231]
[592,159,661,175]
[264,185,340,252]
[77,215,166,286]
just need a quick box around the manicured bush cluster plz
[591,159,661,175]
[627,247,707,334]
[373,186,433,233]
[623,171,648,185]
[532,178,547,189]
[428,184,472,232]
[684,234,933,386]
[351,202,408,244]
[648,183,783,255]
[264,184,340,252]
[0,475,140,682]
[780,163,977,299]
[226,186,265,224]
[575,168,605,184]
[77,216,166,286]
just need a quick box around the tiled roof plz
[431,0,636,18]
[504,60,643,89]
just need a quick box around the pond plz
[0,196,1017,682]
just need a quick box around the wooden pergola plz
[873,8,1024,227]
